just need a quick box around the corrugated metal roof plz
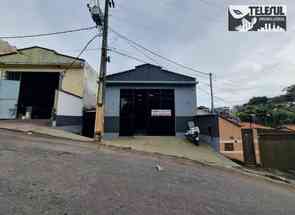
[0,46,84,67]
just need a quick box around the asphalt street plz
[0,129,294,215]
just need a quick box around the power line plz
[198,86,233,104]
[63,33,101,74]
[0,26,98,39]
[74,46,210,85]
[122,39,162,66]
[108,48,151,64]
[111,32,211,82]
[108,47,211,85]
[110,28,210,77]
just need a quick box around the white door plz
[0,80,20,119]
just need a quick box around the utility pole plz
[95,0,111,141]
[209,73,214,113]
[88,0,114,141]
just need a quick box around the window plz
[7,72,21,81]
[224,143,234,151]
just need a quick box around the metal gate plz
[119,89,175,136]
[242,129,257,166]
[0,80,20,119]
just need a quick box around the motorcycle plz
[185,121,200,145]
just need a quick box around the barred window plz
[224,143,234,151]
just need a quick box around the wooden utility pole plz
[95,0,110,141]
[209,73,214,113]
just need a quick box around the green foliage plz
[235,84,295,127]
[248,96,268,105]
[284,84,295,96]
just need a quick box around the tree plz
[284,84,295,96]
[235,84,295,127]
[283,84,295,102]
[248,96,268,105]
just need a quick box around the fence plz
[258,129,295,171]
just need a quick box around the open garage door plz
[17,72,60,119]
[120,89,175,136]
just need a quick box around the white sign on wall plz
[151,109,172,117]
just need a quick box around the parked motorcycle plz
[185,121,200,145]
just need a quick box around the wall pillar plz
[0,69,6,80]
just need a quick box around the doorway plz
[242,129,257,166]
[16,72,60,119]
[119,89,175,136]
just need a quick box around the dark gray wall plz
[194,114,220,151]
[194,114,220,137]
[56,116,82,126]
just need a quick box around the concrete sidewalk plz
[0,120,93,142]
[0,121,237,169]
[103,136,239,169]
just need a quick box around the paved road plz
[0,130,294,215]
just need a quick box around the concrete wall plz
[62,68,84,97]
[83,63,97,110]
[56,91,83,117]
[257,129,295,171]
[218,117,244,162]
[0,69,6,79]
[104,84,196,137]
[56,90,83,134]
[105,86,121,117]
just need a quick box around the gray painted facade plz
[104,64,197,137]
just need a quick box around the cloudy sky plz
[1,0,294,107]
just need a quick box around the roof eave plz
[106,81,198,85]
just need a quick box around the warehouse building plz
[0,45,97,133]
[104,64,197,138]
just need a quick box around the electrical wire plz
[110,29,239,87]
[110,28,210,77]
[108,48,151,64]
[123,39,162,66]
[63,33,101,74]
[0,26,98,39]
[106,45,211,85]
[107,46,229,104]
[198,86,234,104]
